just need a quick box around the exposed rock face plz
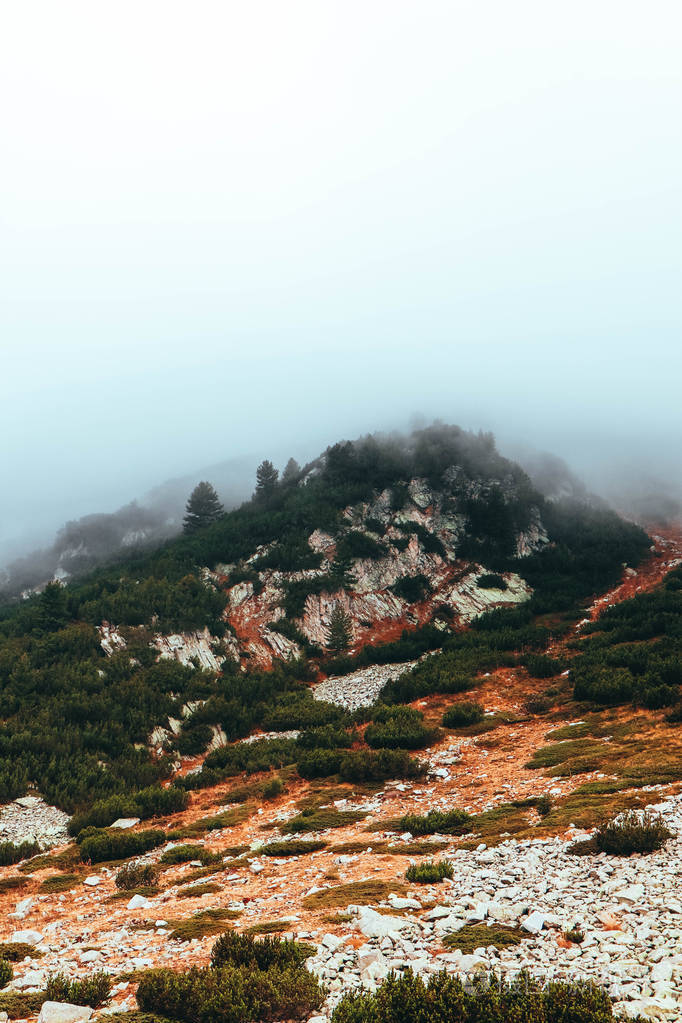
[218,476,545,668]
[152,628,231,671]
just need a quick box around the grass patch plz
[0,876,28,893]
[40,873,82,893]
[18,845,80,874]
[168,908,240,941]
[0,942,43,962]
[442,923,528,953]
[524,738,607,771]
[244,920,294,935]
[303,879,407,910]
[175,882,222,898]
[166,805,249,839]
[0,992,45,1019]
[281,807,367,834]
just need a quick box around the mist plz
[2,1,681,572]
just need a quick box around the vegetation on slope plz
[0,426,651,812]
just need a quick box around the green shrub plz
[210,931,315,971]
[442,702,484,727]
[0,942,42,962]
[160,844,221,866]
[399,808,472,836]
[331,968,621,1023]
[177,724,214,756]
[78,828,165,864]
[115,862,160,890]
[69,785,189,836]
[296,749,344,780]
[336,531,387,562]
[45,971,112,1007]
[390,574,433,603]
[0,840,41,866]
[405,859,453,883]
[136,964,323,1023]
[364,705,437,751]
[339,749,426,783]
[0,962,12,990]
[261,777,285,800]
[261,840,326,856]
[442,924,527,953]
[592,811,672,856]
[524,654,564,679]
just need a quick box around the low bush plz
[0,962,12,990]
[261,777,285,800]
[399,808,472,836]
[390,574,433,603]
[336,531,387,562]
[115,862,160,890]
[405,859,453,883]
[524,654,564,679]
[177,724,214,756]
[442,924,527,953]
[0,942,42,962]
[45,971,112,1007]
[0,840,41,866]
[160,844,221,866]
[78,828,165,864]
[168,909,238,941]
[297,748,425,783]
[578,811,673,856]
[331,968,624,1023]
[442,702,484,728]
[282,808,366,834]
[136,963,323,1023]
[261,840,326,857]
[365,706,437,751]
[340,749,426,783]
[69,785,189,836]
[211,931,315,971]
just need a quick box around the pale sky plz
[1,0,681,558]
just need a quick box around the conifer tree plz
[282,457,301,484]
[326,602,353,653]
[254,460,279,501]
[183,481,224,533]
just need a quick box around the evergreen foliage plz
[255,460,280,501]
[183,482,224,534]
[327,603,353,653]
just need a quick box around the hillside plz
[3,425,681,1022]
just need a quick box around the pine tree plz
[183,481,224,533]
[254,460,279,501]
[38,581,69,633]
[282,457,301,484]
[326,602,353,653]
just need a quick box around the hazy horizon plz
[2,1,681,562]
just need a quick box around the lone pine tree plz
[327,602,353,653]
[183,481,224,533]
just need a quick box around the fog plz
[2,1,681,571]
